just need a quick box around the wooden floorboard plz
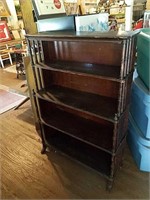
[0,65,27,95]
[0,68,150,199]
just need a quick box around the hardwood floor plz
[0,64,27,95]
[0,67,150,199]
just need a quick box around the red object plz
[54,0,61,9]
[0,24,6,38]
[133,19,143,30]
[0,21,11,42]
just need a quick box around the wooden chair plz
[0,44,13,68]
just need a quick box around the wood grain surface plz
[0,101,149,199]
[0,57,149,199]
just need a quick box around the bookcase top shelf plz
[26,29,140,40]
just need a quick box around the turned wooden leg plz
[106,179,114,191]
[41,144,47,154]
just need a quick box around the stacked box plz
[128,75,150,172]
[128,113,150,172]
[130,76,150,139]
[137,28,150,91]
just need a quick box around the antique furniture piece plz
[0,39,26,68]
[26,30,139,190]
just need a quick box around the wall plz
[6,0,19,29]
[146,0,150,9]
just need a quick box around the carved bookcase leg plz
[106,179,114,191]
[41,144,47,154]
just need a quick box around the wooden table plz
[3,47,27,55]
[0,39,25,49]
[4,47,27,78]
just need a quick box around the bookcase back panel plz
[42,40,123,66]
[42,69,120,98]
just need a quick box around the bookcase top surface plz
[26,29,140,40]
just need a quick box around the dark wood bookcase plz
[26,30,139,190]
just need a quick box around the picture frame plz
[75,13,109,32]
[0,21,11,42]
[0,0,10,17]
[63,0,79,15]
[32,0,66,20]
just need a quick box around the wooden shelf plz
[43,125,125,178]
[37,86,118,121]
[38,97,115,152]
[37,93,128,153]
[38,61,121,80]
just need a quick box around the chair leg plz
[10,58,13,65]
[0,59,4,68]
[9,54,13,65]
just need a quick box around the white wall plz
[6,0,19,29]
